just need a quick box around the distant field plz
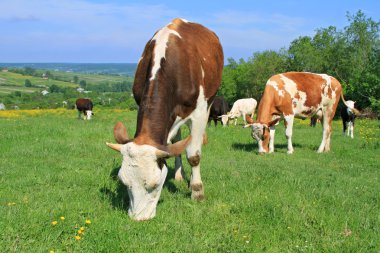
[0,85,41,94]
[0,71,77,89]
[0,109,379,252]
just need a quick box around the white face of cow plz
[249,123,268,153]
[220,114,229,126]
[118,142,168,221]
[85,110,93,120]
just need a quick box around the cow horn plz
[114,121,129,144]
[155,135,192,158]
[243,124,253,128]
[106,142,122,152]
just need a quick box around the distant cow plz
[106,18,223,221]
[244,72,354,154]
[220,98,257,126]
[208,96,229,126]
[341,100,356,138]
[75,98,93,120]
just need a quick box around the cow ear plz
[245,114,254,124]
[114,121,129,144]
[268,118,281,127]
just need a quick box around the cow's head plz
[219,112,235,126]
[244,115,280,154]
[107,122,190,221]
[85,110,93,120]
[219,114,229,126]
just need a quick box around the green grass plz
[0,72,77,91]
[0,110,379,252]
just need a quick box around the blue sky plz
[1,0,379,63]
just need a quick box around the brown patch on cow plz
[283,72,323,108]
[187,154,200,167]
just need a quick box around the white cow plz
[220,98,257,126]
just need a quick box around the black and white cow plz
[75,98,93,120]
[341,100,356,138]
[208,96,229,127]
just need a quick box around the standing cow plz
[75,98,93,120]
[244,72,354,154]
[106,18,224,221]
[208,96,229,127]
[220,98,257,126]
[341,100,356,138]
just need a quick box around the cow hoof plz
[191,183,204,201]
[287,150,294,154]
[175,170,184,181]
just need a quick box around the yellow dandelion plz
[75,235,81,240]
[51,221,58,225]
[77,230,82,234]
[7,202,16,206]
[50,250,55,253]
[80,227,85,231]
[60,216,65,220]
[85,219,91,224]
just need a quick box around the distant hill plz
[0,63,137,76]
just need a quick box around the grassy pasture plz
[0,72,77,90]
[0,109,379,252]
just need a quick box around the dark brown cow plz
[75,98,93,120]
[106,18,223,220]
[208,96,229,126]
[244,72,353,154]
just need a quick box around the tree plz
[24,79,32,87]
[79,80,87,89]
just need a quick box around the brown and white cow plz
[75,98,93,120]
[244,72,353,154]
[106,18,223,221]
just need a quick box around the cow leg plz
[349,121,354,138]
[77,111,81,119]
[269,126,276,153]
[242,113,246,125]
[342,120,347,136]
[234,118,237,126]
[186,114,208,201]
[284,115,294,154]
[214,118,217,127]
[172,129,185,181]
[318,109,333,153]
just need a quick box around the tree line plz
[219,10,380,115]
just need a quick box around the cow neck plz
[256,91,277,124]
[134,80,174,147]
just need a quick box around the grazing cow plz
[75,98,93,120]
[220,98,257,126]
[208,96,229,126]
[341,100,356,138]
[244,72,354,154]
[106,18,223,221]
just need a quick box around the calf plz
[106,18,223,221]
[75,98,93,120]
[220,98,257,126]
[244,72,353,154]
[341,100,356,138]
[208,96,229,126]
